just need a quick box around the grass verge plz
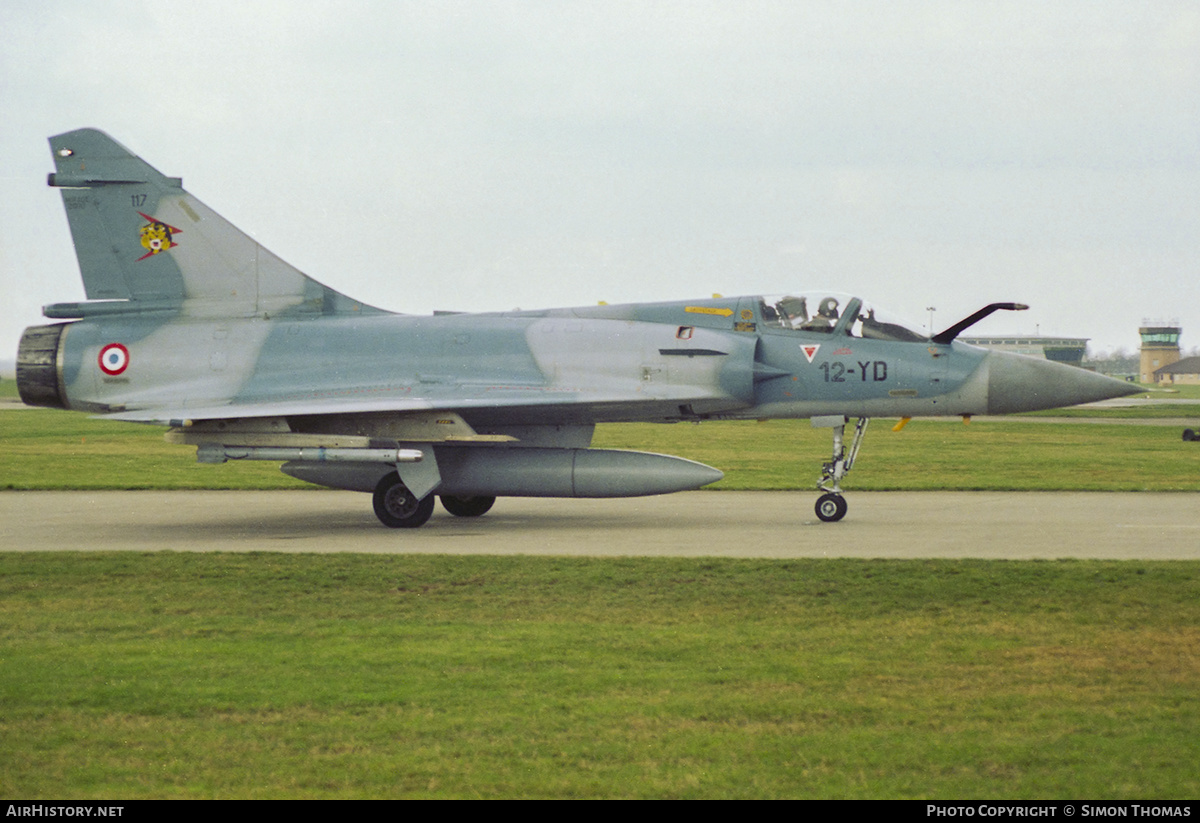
[1,553,1197,799]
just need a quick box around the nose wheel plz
[812,416,869,523]
[815,492,848,522]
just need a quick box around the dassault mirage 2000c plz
[17,128,1140,526]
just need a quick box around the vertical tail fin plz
[46,128,386,318]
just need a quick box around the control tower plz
[1139,322,1181,383]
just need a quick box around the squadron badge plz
[136,211,182,261]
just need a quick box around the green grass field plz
[2,552,1197,799]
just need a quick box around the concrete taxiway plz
[1,490,1195,558]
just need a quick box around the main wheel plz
[440,495,496,518]
[1184,428,1196,442]
[373,473,435,528]
[815,492,848,522]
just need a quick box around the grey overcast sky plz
[2,0,1198,361]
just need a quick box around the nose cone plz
[986,350,1142,414]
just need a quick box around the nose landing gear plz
[815,491,849,522]
[812,416,869,522]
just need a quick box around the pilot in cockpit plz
[799,297,839,332]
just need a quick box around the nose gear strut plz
[812,416,869,522]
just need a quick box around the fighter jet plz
[17,128,1141,526]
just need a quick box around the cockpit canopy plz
[760,292,928,343]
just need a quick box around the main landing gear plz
[439,495,496,518]
[373,473,435,528]
[812,416,869,523]
[373,473,498,528]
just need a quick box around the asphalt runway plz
[2,490,1196,558]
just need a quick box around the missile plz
[196,445,425,464]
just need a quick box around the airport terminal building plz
[960,336,1088,368]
